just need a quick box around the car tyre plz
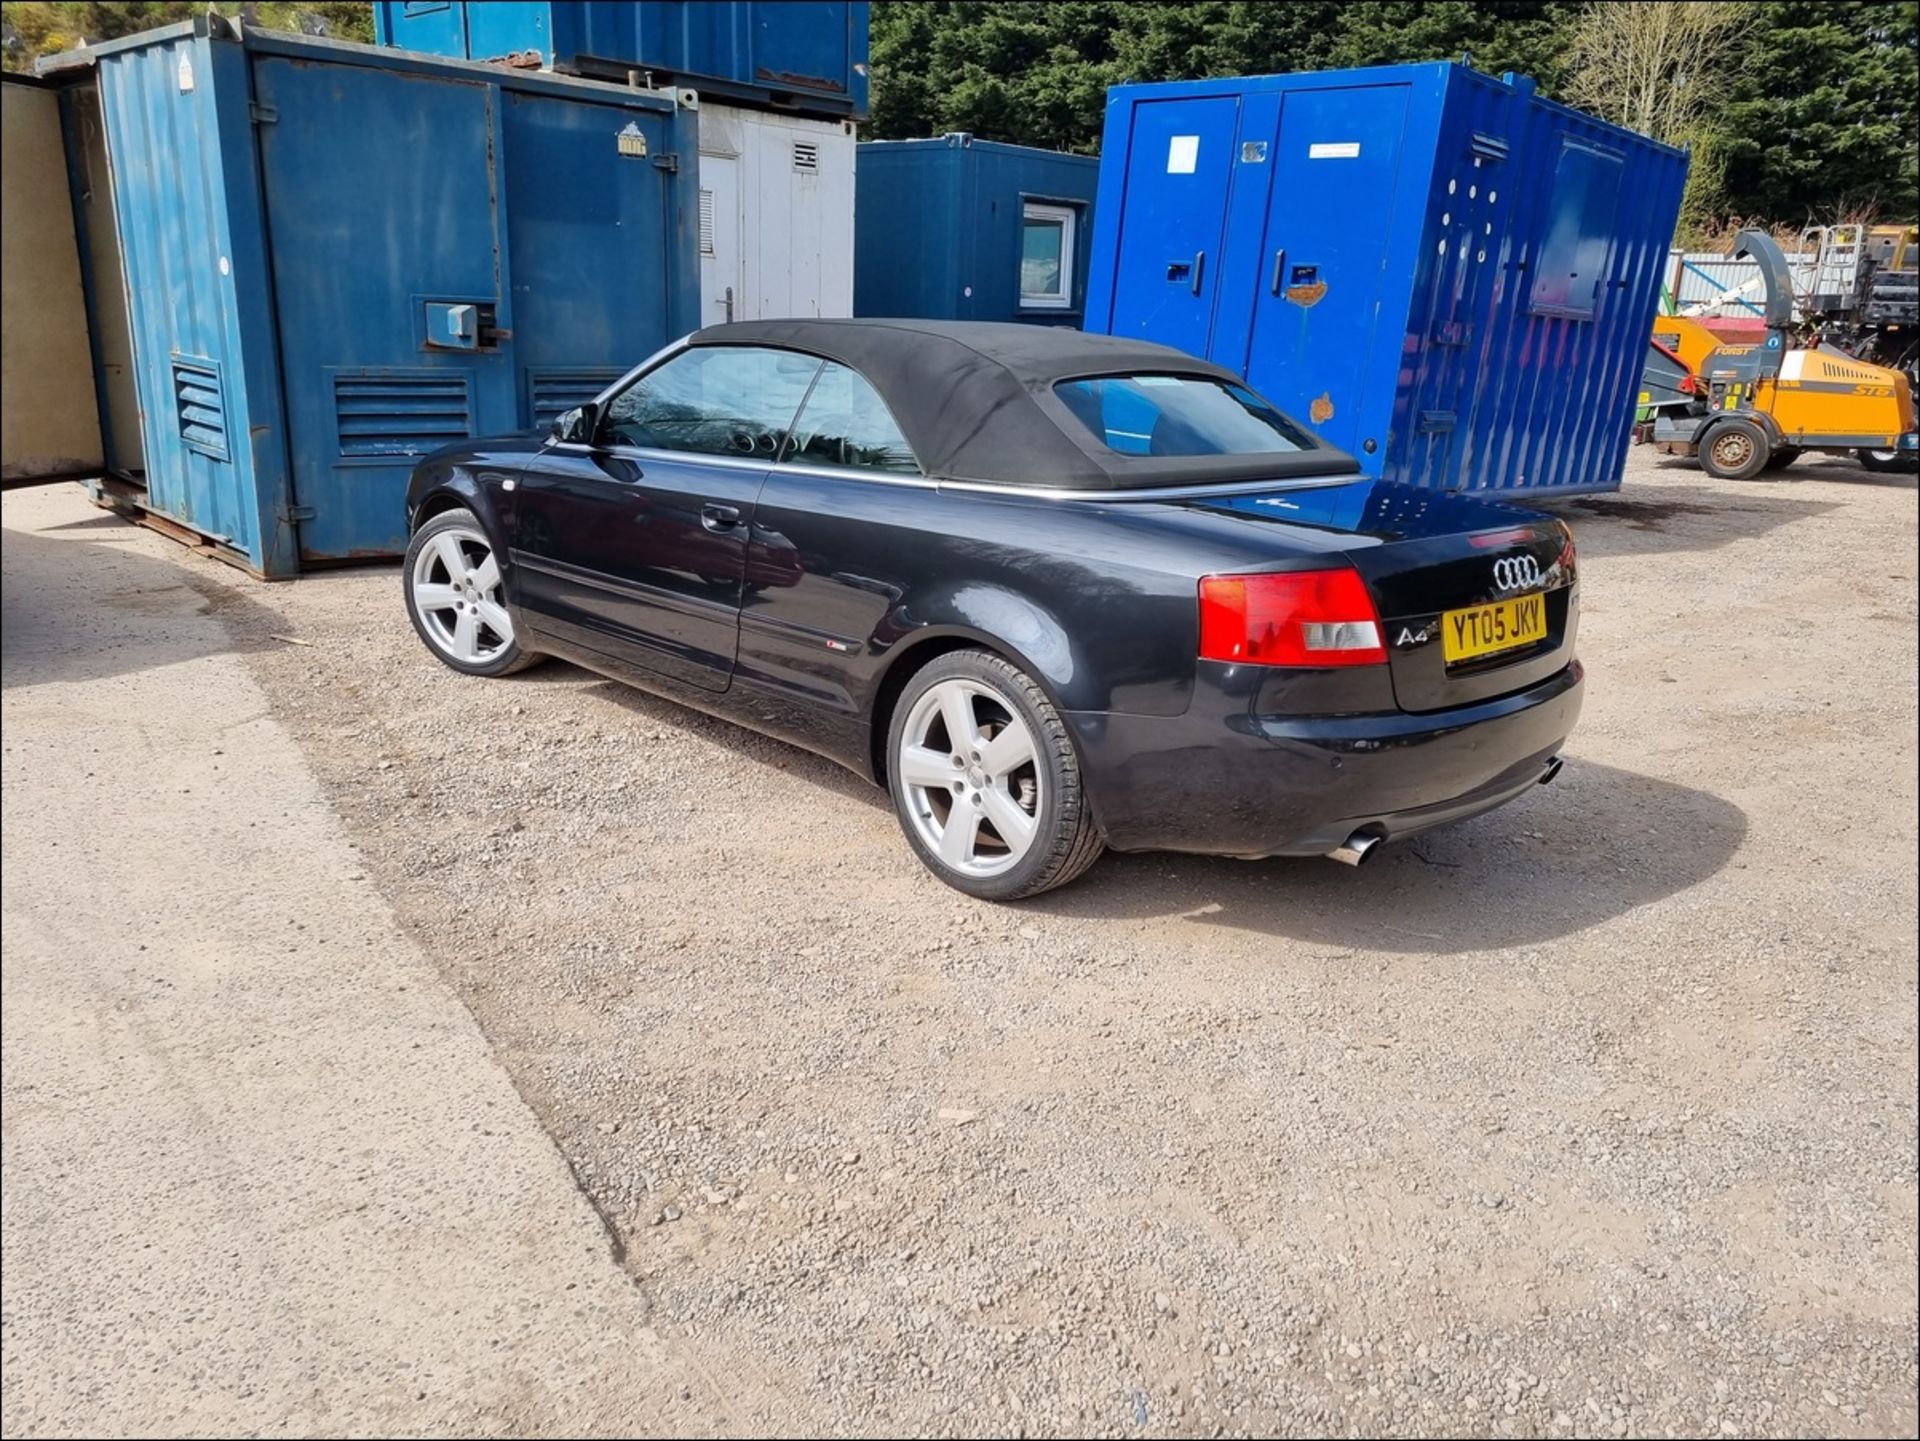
[1857,447,1919,474]
[403,508,544,678]
[886,649,1103,901]
[1699,418,1772,481]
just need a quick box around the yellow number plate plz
[1441,593,1548,664]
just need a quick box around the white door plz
[699,152,742,325]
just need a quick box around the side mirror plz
[551,403,597,444]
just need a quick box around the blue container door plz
[498,90,688,428]
[253,58,515,560]
[1238,86,1412,456]
[465,2,549,62]
[382,1,469,57]
[1103,96,1240,358]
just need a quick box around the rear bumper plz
[1066,661,1584,858]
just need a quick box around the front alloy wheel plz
[403,508,542,677]
[886,649,1102,900]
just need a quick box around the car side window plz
[784,362,921,474]
[599,346,823,459]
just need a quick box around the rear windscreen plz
[1053,375,1319,457]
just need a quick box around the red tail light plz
[1198,567,1387,666]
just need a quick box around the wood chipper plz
[1642,229,1919,478]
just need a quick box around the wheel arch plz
[1700,408,1782,451]
[406,468,513,564]
[866,622,1079,788]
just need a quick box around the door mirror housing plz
[551,403,597,445]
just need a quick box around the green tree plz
[1324,1,1580,89]
[1563,1,1751,236]
[1718,1,1919,221]
[869,1,1579,152]
[3,1,372,71]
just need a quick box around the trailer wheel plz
[1857,448,1919,474]
[1699,419,1772,481]
[1762,447,1801,471]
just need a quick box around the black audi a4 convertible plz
[402,320,1581,900]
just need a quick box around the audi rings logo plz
[1492,555,1543,592]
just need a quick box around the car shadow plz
[1519,483,1839,561]
[1021,759,1747,953]
[517,660,892,810]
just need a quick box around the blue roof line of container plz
[862,133,1097,160]
[1106,60,1686,158]
[38,17,684,114]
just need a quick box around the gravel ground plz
[88,449,1920,1436]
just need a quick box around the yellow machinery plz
[1645,230,1918,478]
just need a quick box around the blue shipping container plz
[372,1,869,119]
[41,19,700,576]
[855,134,1099,325]
[1084,64,1687,494]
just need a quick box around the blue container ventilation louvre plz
[172,356,228,462]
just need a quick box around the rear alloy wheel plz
[1699,418,1772,481]
[403,508,543,677]
[1858,447,1919,474]
[887,650,1102,900]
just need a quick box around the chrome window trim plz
[769,457,1362,504]
[544,332,1363,503]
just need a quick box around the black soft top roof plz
[686,319,1359,490]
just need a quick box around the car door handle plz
[1191,249,1206,296]
[700,503,743,533]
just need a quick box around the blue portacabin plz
[1083,63,1689,495]
[372,0,869,118]
[37,18,702,577]
[854,133,1100,325]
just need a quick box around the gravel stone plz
[198,451,1917,1436]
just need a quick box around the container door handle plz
[1191,250,1206,296]
[1270,248,1287,296]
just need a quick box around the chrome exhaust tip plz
[1539,756,1564,786]
[1328,832,1382,867]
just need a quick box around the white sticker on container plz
[1167,135,1199,174]
[1309,141,1361,159]
[177,54,194,92]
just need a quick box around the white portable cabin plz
[695,100,855,324]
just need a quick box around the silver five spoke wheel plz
[897,678,1042,878]
[410,526,513,665]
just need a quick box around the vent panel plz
[792,141,818,173]
[332,371,473,458]
[528,368,625,431]
[699,188,716,255]
[172,357,229,462]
